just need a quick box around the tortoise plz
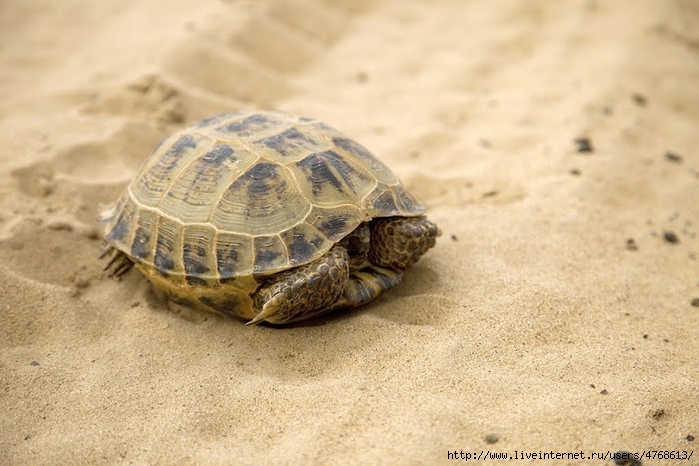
[99,111,440,325]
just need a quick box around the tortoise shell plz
[100,111,425,320]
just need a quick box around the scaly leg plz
[368,216,440,270]
[328,216,439,312]
[248,244,350,325]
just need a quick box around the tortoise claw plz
[100,245,134,278]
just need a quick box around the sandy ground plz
[1,0,698,464]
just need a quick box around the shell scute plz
[152,216,180,274]
[131,133,211,208]
[395,186,425,215]
[131,209,158,260]
[292,150,375,207]
[200,144,237,166]
[366,188,401,217]
[182,225,215,283]
[331,136,398,185]
[213,161,310,236]
[308,205,364,242]
[160,143,242,224]
[280,223,329,267]
[215,232,253,279]
[104,200,133,245]
[252,234,288,274]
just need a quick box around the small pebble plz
[29,361,40,366]
[687,434,695,441]
[625,238,638,251]
[691,298,699,307]
[632,93,647,106]
[662,231,679,244]
[484,433,500,444]
[664,152,682,163]
[574,137,593,153]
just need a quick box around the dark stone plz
[632,93,647,106]
[663,231,679,244]
[664,151,682,163]
[574,137,593,153]
[612,450,642,466]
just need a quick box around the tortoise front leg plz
[326,216,438,312]
[247,216,439,325]
[248,244,350,325]
[368,216,440,270]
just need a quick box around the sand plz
[1,0,698,464]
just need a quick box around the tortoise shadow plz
[130,260,447,382]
